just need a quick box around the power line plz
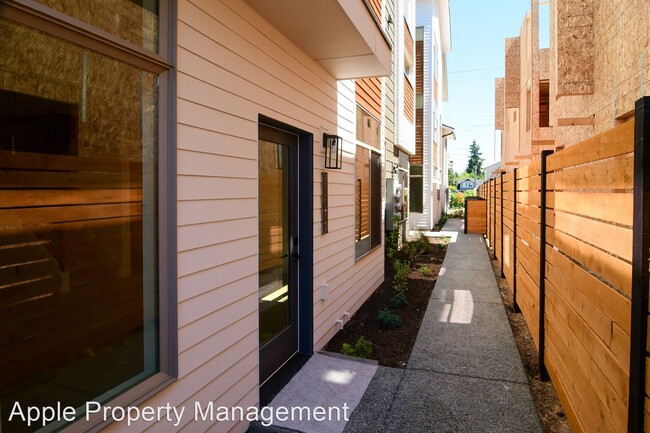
[449,77,498,84]
[448,66,503,74]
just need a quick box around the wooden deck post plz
[628,96,650,433]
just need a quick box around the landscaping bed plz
[488,251,572,433]
[324,228,449,368]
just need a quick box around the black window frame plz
[410,164,424,213]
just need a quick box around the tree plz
[448,167,458,185]
[465,140,485,178]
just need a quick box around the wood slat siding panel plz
[150,1,388,431]
[433,78,439,103]
[368,0,382,22]
[415,40,423,94]
[356,78,382,120]
[404,18,414,61]
[404,75,415,124]
[413,108,423,164]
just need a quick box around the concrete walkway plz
[344,217,542,433]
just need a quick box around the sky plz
[443,0,550,173]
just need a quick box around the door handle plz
[291,237,300,260]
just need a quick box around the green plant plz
[413,233,431,254]
[418,266,433,276]
[392,259,411,292]
[386,215,401,259]
[450,191,465,208]
[377,309,402,329]
[437,213,449,228]
[388,291,408,309]
[341,336,373,359]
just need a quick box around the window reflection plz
[0,18,158,432]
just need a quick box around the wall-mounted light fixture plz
[323,133,343,169]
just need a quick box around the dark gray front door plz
[258,124,299,384]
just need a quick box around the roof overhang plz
[442,124,456,140]
[243,0,392,79]
[437,0,452,52]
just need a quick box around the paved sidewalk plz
[344,218,542,433]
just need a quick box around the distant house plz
[457,178,477,191]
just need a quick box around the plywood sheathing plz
[556,0,595,97]
[539,48,550,80]
[505,37,521,108]
[495,77,505,130]
[518,12,533,160]
[551,0,650,147]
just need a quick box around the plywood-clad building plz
[0,0,397,431]
[495,0,650,171]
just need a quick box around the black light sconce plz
[323,133,343,169]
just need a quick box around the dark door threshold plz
[259,353,310,407]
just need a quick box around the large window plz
[0,1,173,431]
[355,106,381,259]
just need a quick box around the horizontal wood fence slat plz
[476,101,649,433]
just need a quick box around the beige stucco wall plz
[104,0,385,431]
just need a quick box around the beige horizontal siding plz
[112,0,385,431]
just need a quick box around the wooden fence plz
[477,97,650,433]
[464,197,487,234]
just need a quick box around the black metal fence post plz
[539,149,553,382]
[628,96,650,433]
[513,167,519,313]
[493,178,497,259]
[487,180,491,247]
[500,174,505,278]
[486,179,494,248]
[464,197,468,234]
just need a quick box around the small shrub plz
[450,192,465,208]
[377,309,402,329]
[398,241,419,265]
[388,291,408,309]
[392,260,411,292]
[418,266,433,277]
[386,215,401,259]
[438,213,450,227]
[413,233,431,254]
[341,336,373,359]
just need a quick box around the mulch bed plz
[324,237,448,368]
[488,251,572,433]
